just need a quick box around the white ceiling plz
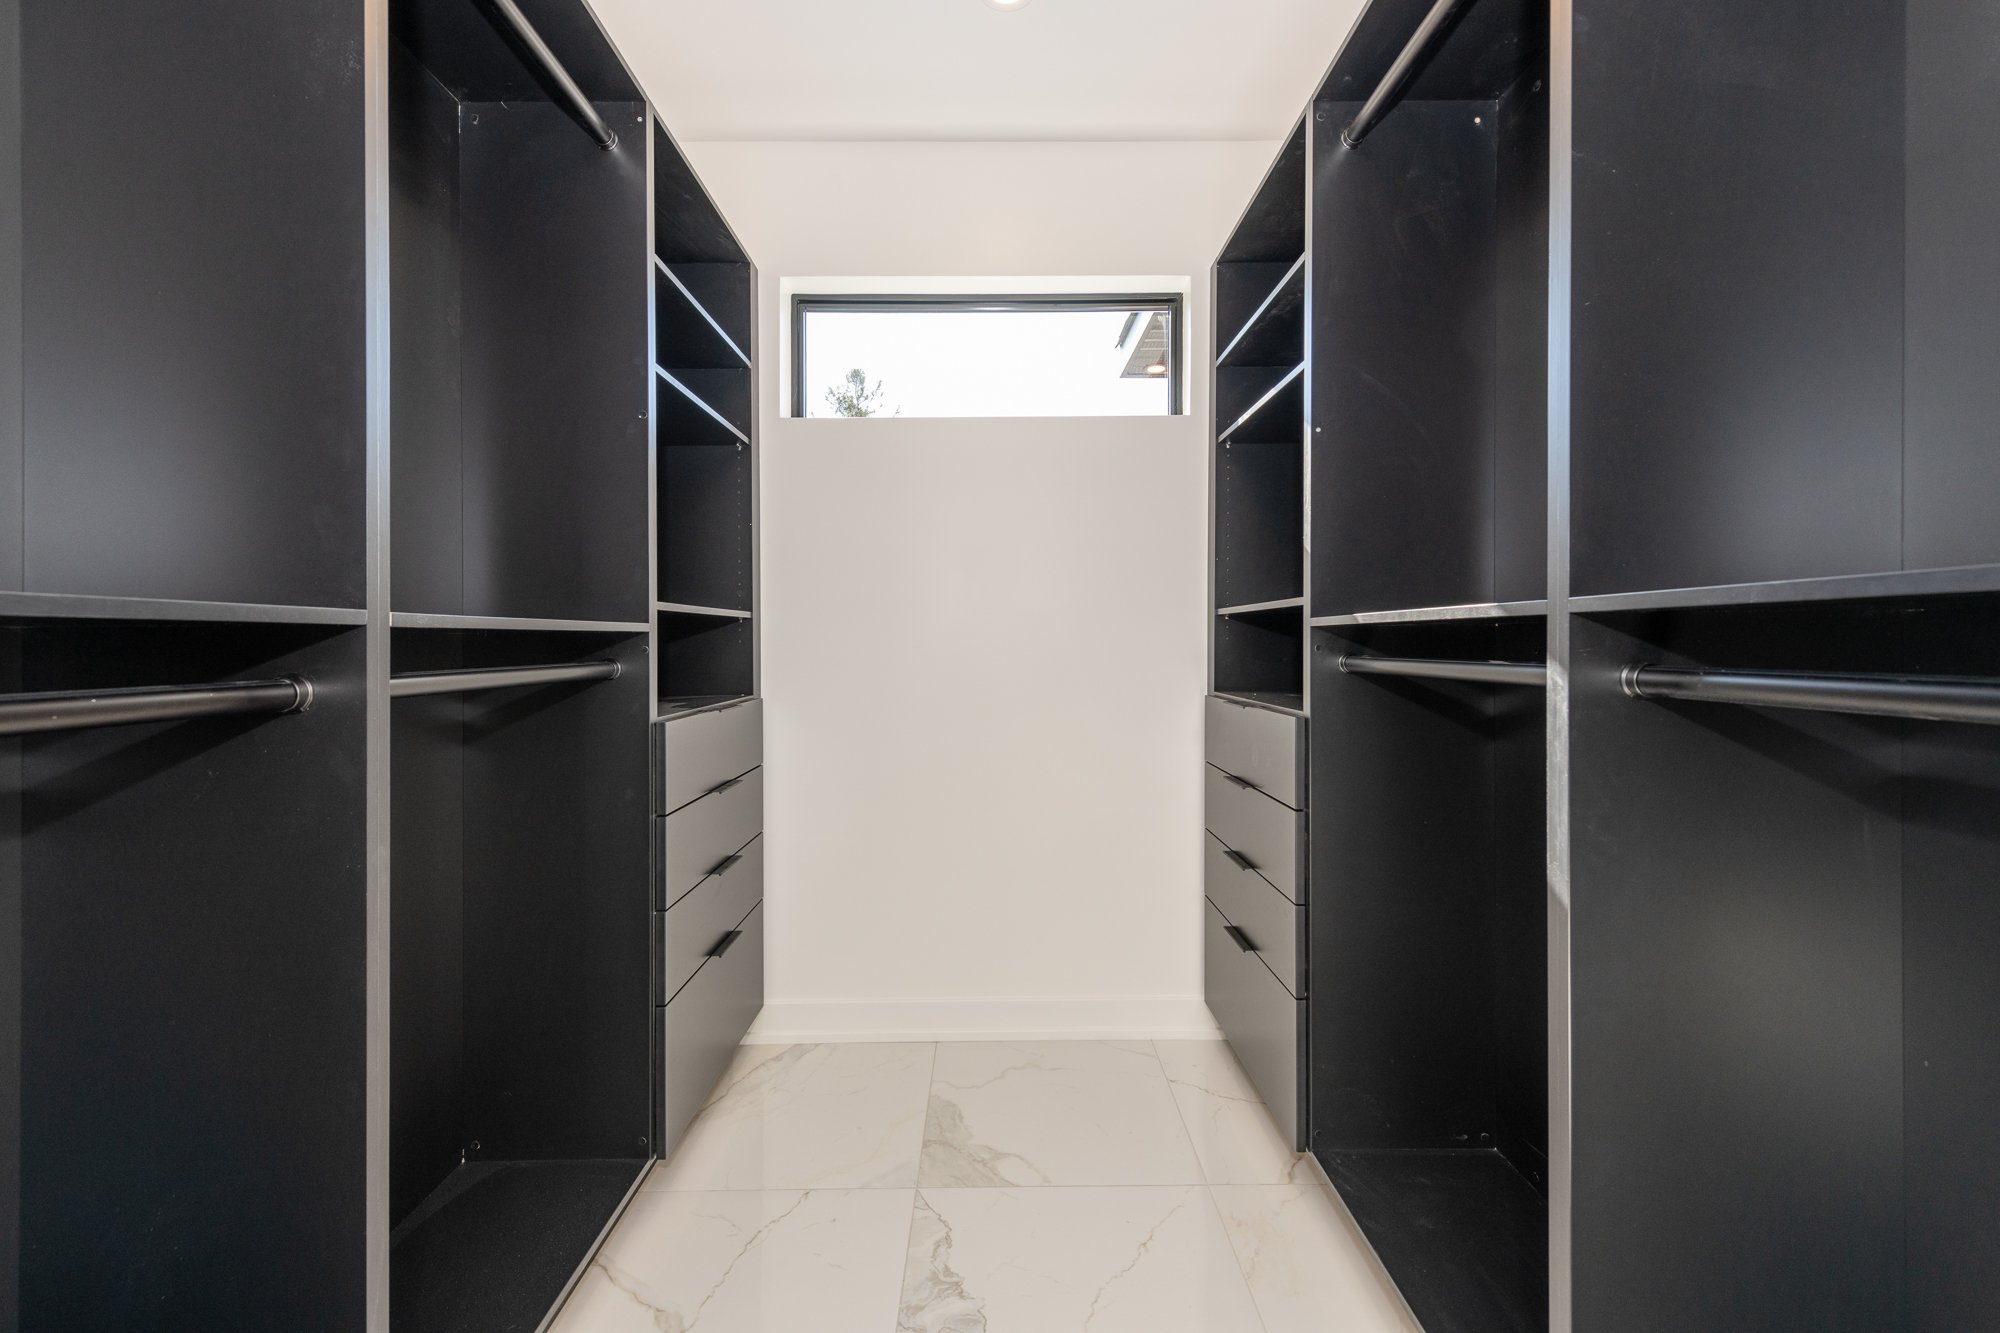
[588,0,1368,142]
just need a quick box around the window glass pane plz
[799,303,1177,418]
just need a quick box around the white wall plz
[683,140,1280,1041]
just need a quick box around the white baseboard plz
[741,995,1221,1045]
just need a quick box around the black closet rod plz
[477,0,617,149]
[389,660,621,700]
[1342,0,1478,148]
[1623,665,2000,727]
[1339,654,1546,687]
[0,677,313,739]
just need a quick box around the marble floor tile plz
[919,1040,1203,1187]
[648,1042,936,1191]
[898,1186,1265,1333]
[1211,1184,1423,1333]
[551,1188,915,1333]
[1155,1039,1319,1185]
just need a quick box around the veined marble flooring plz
[550,1039,1421,1333]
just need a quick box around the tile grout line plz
[1153,1041,1278,1333]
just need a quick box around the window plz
[793,295,1182,419]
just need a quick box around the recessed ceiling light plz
[985,0,1030,10]
[1145,361,1168,377]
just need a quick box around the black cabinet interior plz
[1213,121,1308,706]
[1570,0,2000,599]
[1310,0,1547,620]
[389,627,650,1331]
[1570,597,2000,1330]
[4,0,759,1327]
[390,2,649,626]
[2,616,370,1330]
[8,2,368,610]
[652,126,757,710]
[1310,617,1548,1333]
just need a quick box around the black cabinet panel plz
[1570,1,1905,595]
[1903,0,2000,572]
[18,2,367,608]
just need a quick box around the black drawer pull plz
[704,773,747,797]
[1223,848,1259,873]
[707,929,744,959]
[706,852,745,877]
[1222,772,1262,793]
[1223,924,1258,954]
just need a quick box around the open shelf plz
[654,257,749,370]
[1218,255,1306,369]
[1218,362,1305,444]
[657,607,753,708]
[656,602,751,619]
[391,1159,644,1332]
[1569,0,2000,599]
[656,367,749,448]
[388,15,649,628]
[0,591,370,627]
[1323,1150,1547,1333]
[658,693,756,720]
[1218,595,1306,618]
[1312,600,1548,628]
[1569,564,2000,615]
[1212,689,1306,717]
[1215,603,1305,704]
[1219,117,1307,268]
[391,611,648,634]
[1309,0,1547,621]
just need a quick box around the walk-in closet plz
[6,0,1999,1328]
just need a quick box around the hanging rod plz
[1622,665,2000,727]
[476,0,617,149]
[1339,654,1547,687]
[1342,0,1478,148]
[0,677,313,739]
[389,660,621,700]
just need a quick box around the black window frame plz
[791,293,1185,419]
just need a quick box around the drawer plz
[1205,695,1305,810]
[1205,897,1304,1148]
[1204,764,1306,903]
[653,698,763,815]
[1204,832,1303,997]
[658,836,765,1004]
[661,899,764,1154]
[655,767,763,909]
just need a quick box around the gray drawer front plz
[656,767,763,909]
[1204,832,1303,997]
[1205,695,1305,810]
[1205,897,1304,1148]
[654,699,763,815]
[1204,764,1306,903]
[658,836,765,1004]
[661,899,765,1154]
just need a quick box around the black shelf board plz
[1218,256,1307,368]
[656,367,749,448]
[390,1158,644,1333]
[1219,363,1306,444]
[1312,600,1549,627]
[1321,1149,1548,1333]
[658,693,755,720]
[0,590,368,627]
[1211,689,1307,717]
[656,602,752,620]
[654,257,749,370]
[1570,564,2000,615]
[390,611,650,634]
[1218,596,1306,617]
